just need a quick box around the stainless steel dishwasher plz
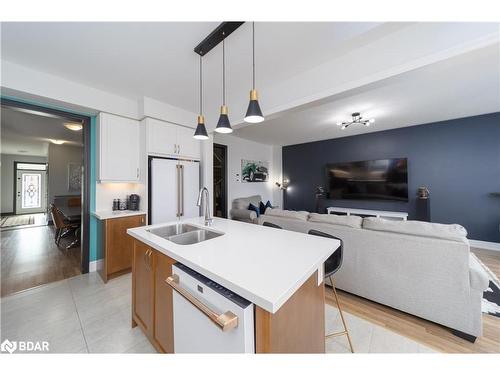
[166,263,255,353]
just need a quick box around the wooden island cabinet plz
[132,239,175,353]
[131,239,326,354]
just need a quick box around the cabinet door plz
[176,126,201,160]
[132,241,154,335]
[106,215,145,275]
[99,113,140,181]
[147,118,177,156]
[154,251,176,353]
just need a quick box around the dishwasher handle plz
[166,274,239,332]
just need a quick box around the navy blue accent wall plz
[282,112,500,242]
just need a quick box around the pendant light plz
[193,55,209,140]
[244,22,264,123]
[215,37,233,134]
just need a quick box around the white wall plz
[1,153,48,213]
[213,134,282,217]
[47,144,83,204]
[95,182,146,212]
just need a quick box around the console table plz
[326,207,408,221]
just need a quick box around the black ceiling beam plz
[194,22,245,56]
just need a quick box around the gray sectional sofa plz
[229,195,262,224]
[257,208,489,340]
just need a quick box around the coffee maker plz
[128,194,140,211]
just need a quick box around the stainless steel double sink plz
[147,223,223,245]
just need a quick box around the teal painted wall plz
[89,116,100,261]
[1,95,100,263]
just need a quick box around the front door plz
[15,167,47,215]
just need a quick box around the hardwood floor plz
[326,248,500,353]
[1,224,81,297]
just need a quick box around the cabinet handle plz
[166,275,239,332]
[144,249,152,271]
[136,168,139,179]
[147,249,153,270]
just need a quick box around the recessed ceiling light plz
[64,122,83,131]
[51,139,65,145]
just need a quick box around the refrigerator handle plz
[180,164,184,216]
[176,165,180,217]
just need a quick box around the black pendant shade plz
[244,89,264,123]
[215,105,233,133]
[194,115,209,140]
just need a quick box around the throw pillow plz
[259,201,267,215]
[265,200,273,210]
[248,203,260,217]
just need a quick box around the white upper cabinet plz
[146,118,200,160]
[98,113,140,182]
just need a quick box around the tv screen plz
[326,158,408,201]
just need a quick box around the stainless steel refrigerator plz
[149,157,200,224]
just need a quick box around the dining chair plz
[50,204,79,250]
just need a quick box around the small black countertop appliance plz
[128,194,140,211]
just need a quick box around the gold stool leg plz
[326,276,355,353]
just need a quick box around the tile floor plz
[0,272,155,353]
[0,272,437,353]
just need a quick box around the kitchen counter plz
[92,210,147,220]
[127,217,339,313]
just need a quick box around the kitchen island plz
[127,217,339,353]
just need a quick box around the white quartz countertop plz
[92,210,147,220]
[127,217,339,314]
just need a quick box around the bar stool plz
[308,229,354,353]
[262,222,282,229]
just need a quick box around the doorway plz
[15,162,48,215]
[1,98,91,296]
[213,143,228,218]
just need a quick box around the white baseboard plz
[89,259,103,272]
[469,240,500,252]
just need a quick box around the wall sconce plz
[275,179,289,191]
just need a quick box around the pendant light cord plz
[199,55,203,115]
[252,22,255,89]
[222,38,226,105]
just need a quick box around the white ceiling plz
[234,44,500,146]
[1,22,498,147]
[1,106,83,156]
[0,22,388,114]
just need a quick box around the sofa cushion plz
[265,208,309,221]
[362,217,468,242]
[232,195,262,210]
[309,213,363,228]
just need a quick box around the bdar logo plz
[1,339,17,353]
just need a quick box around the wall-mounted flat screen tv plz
[326,158,408,201]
